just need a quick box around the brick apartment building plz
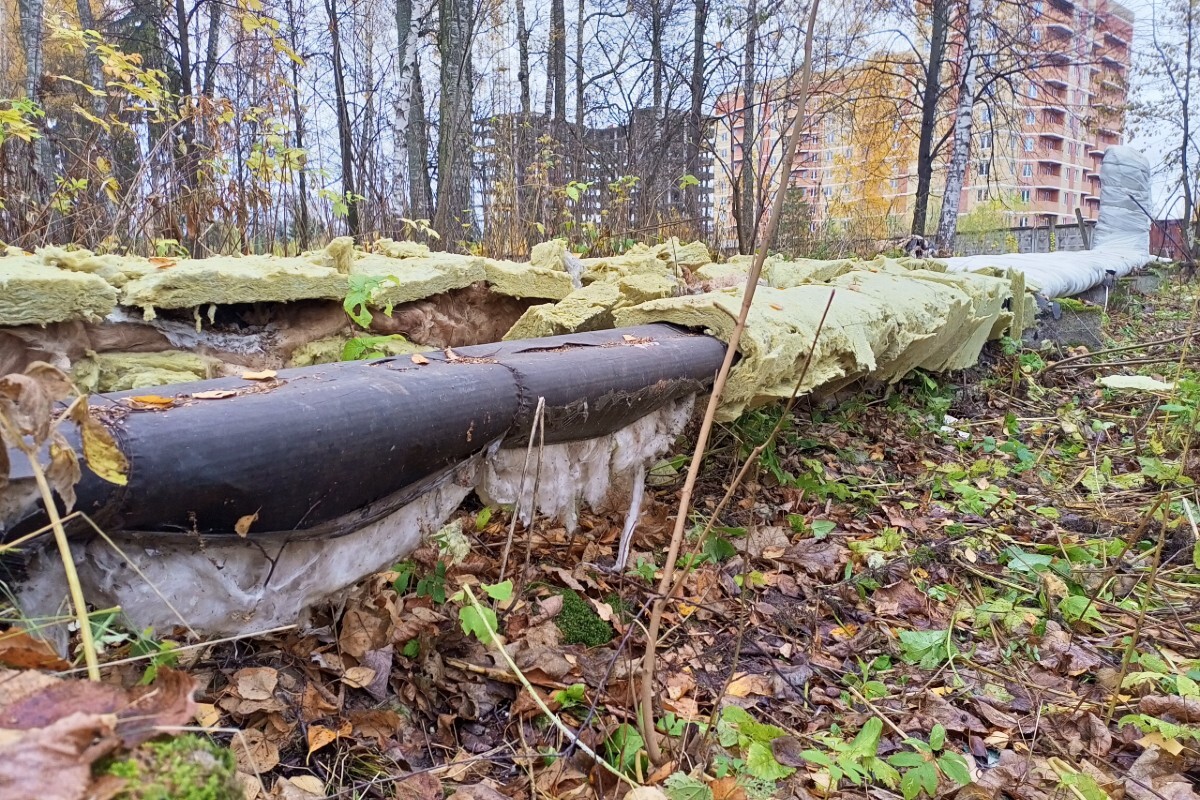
[710,0,1134,248]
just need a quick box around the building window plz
[823,186,833,198]
[1019,216,1029,226]
[1023,163,1033,177]
[1031,27,1042,42]
[1026,110,1037,124]
[1028,83,1038,98]
[1034,0,1043,12]
[1020,190,1031,202]
[977,161,990,176]
[1024,137,1035,151]
[980,133,993,149]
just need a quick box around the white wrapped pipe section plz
[940,146,1152,299]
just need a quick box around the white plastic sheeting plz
[941,146,1153,298]
[16,400,695,637]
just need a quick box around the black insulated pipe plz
[1,324,725,540]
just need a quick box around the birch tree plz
[935,0,982,252]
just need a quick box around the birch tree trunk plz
[934,0,981,254]
[17,0,49,201]
[409,59,434,219]
[283,0,311,248]
[434,0,477,241]
[911,0,949,237]
[516,0,531,115]
[735,0,759,254]
[685,0,707,225]
[325,0,361,237]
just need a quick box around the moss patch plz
[101,734,240,800]
[555,589,613,647]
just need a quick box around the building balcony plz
[1103,29,1128,47]
[1047,21,1074,39]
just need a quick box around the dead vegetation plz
[1,277,1199,800]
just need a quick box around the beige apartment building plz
[710,0,1134,248]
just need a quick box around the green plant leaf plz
[603,724,644,774]
[848,717,883,759]
[938,752,972,786]
[482,580,513,602]
[811,519,836,537]
[901,766,923,800]
[663,772,713,800]
[459,605,499,644]
[552,683,586,707]
[928,724,945,751]
[887,752,927,769]
[745,741,794,781]
[475,507,493,530]
[919,761,939,795]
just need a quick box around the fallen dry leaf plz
[241,370,277,381]
[235,511,260,537]
[193,389,239,400]
[194,703,221,729]
[395,772,442,800]
[0,630,71,670]
[306,720,351,757]
[271,775,326,799]
[232,728,280,773]
[0,711,121,800]
[233,667,278,701]
[340,666,376,689]
[148,257,176,269]
[710,776,748,800]
[726,672,774,698]
[128,394,175,407]
[1139,694,1200,724]
[411,353,430,365]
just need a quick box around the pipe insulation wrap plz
[1,324,726,540]
[13,399,699,637]
[941,146,1153,298]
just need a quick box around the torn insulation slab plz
[0,258,118,325]
[482,258,575,299]
[72,350,224,393]
[121,258,349,318]
[503,281,624,339]
[615,267,1012,420]
[352,254,486,307]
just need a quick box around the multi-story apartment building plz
[962,0,1134,227]
[710,0,1133,248]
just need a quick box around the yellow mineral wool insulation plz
[650,238,712,269]
[121,258,350,319]
[614,268,1011,421]
[481,259,575,299]
[373,238,431,259]
[503,281,624,339]
[0,258,118,325]
[319,236,357,273]
[287,334,427,367]
[351,253,487,307]
[530,238,571,269]
[36,246,159,288]
[72,350,224,393]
